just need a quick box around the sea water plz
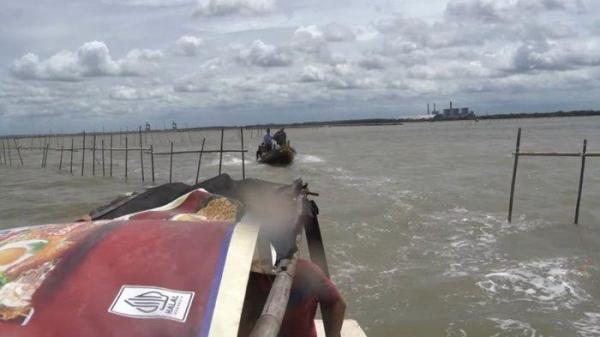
[1,116,600,336]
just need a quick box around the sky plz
[1,0,599,134]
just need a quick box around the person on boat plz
[273,128,287,147]
[257,128,274,159]
[263,128,273,151]
[240,259,346,337]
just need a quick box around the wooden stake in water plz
[125,136,128,180]
[508,128,521,223]
[70,138,74,174]
[139,126,144,182]
[92,134,96,176]
[169,141,174,183]
[59,145,64,170]
[0,140,4,165]
[218,129,224,175]
[574,139,587,225]
[195,138,206,184]
[150,144,155,183]
[109,134,113,177]
[102,139,105,176]
[7,139,12,166]
[13,139,24,166]
[43,143,49,168]
[240,127,245,179]
[81,131,86,176]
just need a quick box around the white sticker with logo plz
[108,285,195,322]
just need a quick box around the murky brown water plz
[2,117,600,336]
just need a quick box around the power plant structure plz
[427,101,476,120]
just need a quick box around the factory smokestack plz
[427,104,430,115]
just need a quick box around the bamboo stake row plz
[2,127,249,184]
[508,127,595,225]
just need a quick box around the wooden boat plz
[257,145,296,165]
[0,174,366,337]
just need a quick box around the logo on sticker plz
[109,285,194,322]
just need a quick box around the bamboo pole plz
[0,140,4,165]
[218,129,224,175]
[240,127,246,179]
[508,128,521,223]
[195,138,206,184]
[92,134,96,176]
[13,139,24,166]
[169,141,174,183]
[7,140,12,166]
[139,127,144,182]
[574,139,587,225]
[125,136,128,180]
[110,134,113,177]
[151,149,248,155]
[1,140,6,165]
[59,145,64,170]
[81,131,86,176]
[249,257,298,337]
[150,145,155,183]
[70,138,74,174]
[516,152,581,157]
[43,143,49,168]
[102,139,105,177]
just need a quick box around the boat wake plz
[297,154,325,163]
[477,258,588,310]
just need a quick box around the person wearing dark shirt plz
[239,259,346,337]
[273,128,287,147]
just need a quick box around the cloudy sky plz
[1,0,599,134]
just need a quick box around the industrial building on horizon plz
[427,102,476,120]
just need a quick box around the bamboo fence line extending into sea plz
[0,127,267,184]
[508,127,600,225]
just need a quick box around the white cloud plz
[11,41,162,81]
[236,40,292,67]
[173,35,204,56]
[195,0,276,17]
[102,0,195,7]
[321,23,356,42]
[510,39,600,72]
[300,65,326,82]
[445,0,585,22]
[109,85,179,101]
